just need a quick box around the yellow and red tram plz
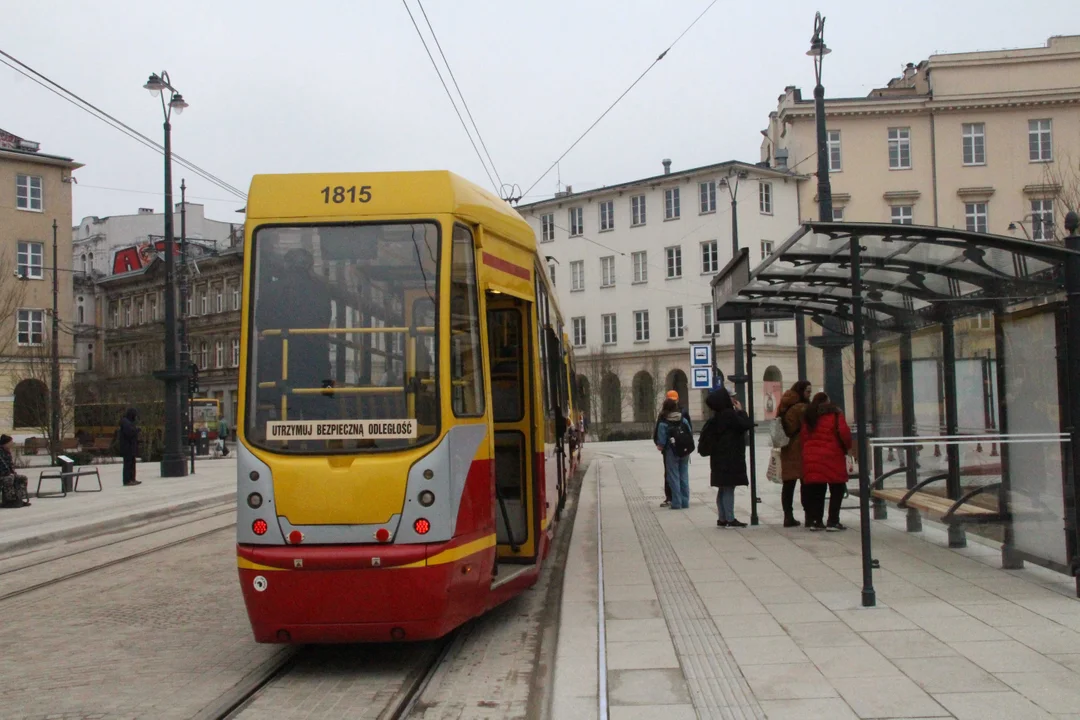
[235,171,576,643]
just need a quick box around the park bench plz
[36,465,103,499]
[87,437,114,457]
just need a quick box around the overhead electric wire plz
[416,0,503,191]
[0,49,247,200]
[522,0,720,199]
[401,0,499,194]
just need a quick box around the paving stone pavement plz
[554,440,1080,720]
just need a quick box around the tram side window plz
[451,225,485,417]
[535,278,552,414]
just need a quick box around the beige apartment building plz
[0,129,82,439]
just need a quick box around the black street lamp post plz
[144,71,189,478]
[719,169,749,406]
[50,220,60,464]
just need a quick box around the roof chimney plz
[662,158,672,175]
[138,208,154,215]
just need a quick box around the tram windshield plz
[245,222,440,453]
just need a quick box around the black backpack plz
[668,420,696,458]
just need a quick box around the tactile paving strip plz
[612,459,766,719]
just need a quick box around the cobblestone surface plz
[0,527,280,719]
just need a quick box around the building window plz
[888,127,911,169]
[665,246,682,279]
[1029,119,1052,162]
[891,205,913,225]
[81,254,87,274]
[569,207,583,236]
[200,292,208,315]
[667,306,684,339]
[631,195,646,226]
[151,297,159,321]
[199,342,209,369]
[540,213,555,242]
[16,174,43,212]
[137,300,145,325]
[700,181,716,214]
[601,256,616,287]
[87,344,94,371]
[186,294,193,317]
[215,288,223,313]
[77,305,84,324]
[572,317,586,347]
[832,206,845,221]
[761,240,775,260]
[962,123,986,166]
[703,304,718,336]
[632,251,648,283]
[231,338,240,366]
[665,188,680,220]
[16,241,43,279]
[124,301,132,327]
[17,309,44,345]
[216,341,225,368]
[701,240,718,274]
[759,182,773,214]
[599,200,614,231]
[827,130,842,172]
[964,202,988,233]
[763,321,777,336]
[548,264,556,287]
[1031,199,1055,241]
[570,260,585,291]
[634,310,650,341]
[110,303,119,328]
[602,314,617,345]
[232,286,240,311]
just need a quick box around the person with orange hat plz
[654,390,692,507]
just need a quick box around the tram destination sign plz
[712,247,751,310]
[266,420,418,441]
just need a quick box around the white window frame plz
[634,310,650,342]
[632,251,648,283]
[891,205,914,225]
[667,306,684,340]
[832,207,845,221]
[601,256,616,287]
[232,337,240,367]
[215,288,224,313]
[761,240,775,260]
[572,317,586,347]
[17,309,44,346]
[124,301,132,327]
[548,264,556,287]
[1031,199,1055,241]
[827,130,842,172]
[631,195,646,226]
[964,202,988,234]
[570,260,585,292]
[1029,119,1053,162]
[569,207,583,236]
[664,188,680,220]
[763,321,778,336]
[151,297,159,321]
[200,292,209,315]
[137,300,145,325]
[962,123,986,166]
[540,213,555,242]
[216,341,225,368]
[700,240,718,274]
[699,181,716,214]
[665,246,682,279]
[602,313,617,345]
[888,127,912,169]
[758,182,773,214]
[16,241,44,279]
[16,174,43,212]
[232,286,240,311]
[599,200,614,232]
[703,303,717,336]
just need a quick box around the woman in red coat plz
[800,392,852,531]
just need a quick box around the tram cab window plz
[450,225,485,417]
[246,222,440,453]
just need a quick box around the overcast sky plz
[4,0,1078,224]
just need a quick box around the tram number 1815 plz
[320,185,373,204]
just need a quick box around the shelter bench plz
[870,469,1040,526]
[36,467,103,499]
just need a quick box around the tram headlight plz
[249,470,260,481]
[247,492,263,509]
[423,469,434,480]
[418,490,435,507]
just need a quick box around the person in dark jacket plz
[0,434,30,507]
[702,387,754,528]
[800,392,852,531]
[654,390,692,507]
[655,398,692,509]
[118,408,142,486]
[776,380,812,527]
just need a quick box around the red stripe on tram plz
[482,253,531,281]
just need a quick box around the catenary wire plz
[401,0,498,193]
[417,0,503,191]
[522,0,720,198]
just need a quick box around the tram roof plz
[246,171,535,253]
[712,221,1080,332]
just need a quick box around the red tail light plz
[252,519,268,535]
[375,528,391,543]
[414,518,431,535]
[288,530,303,545]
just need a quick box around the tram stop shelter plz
[712,218,1080,605]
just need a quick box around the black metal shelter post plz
[941,315,967,548]
[849,234,876,607]
[993,307,1022,570]
[745,310,760,526]
[1063,211,1080,595]
[796,311,808,381]
[899,330,922,533]
[869,347,886,520]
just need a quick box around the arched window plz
[13,378,48,428]
[665,369,689,412]
[632,371,655,423]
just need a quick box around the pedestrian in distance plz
[118,408,142,486]
[799,392,852,531]
[698,387,753,528]
[776,380,812,528]
[655,397,694,509]
[0,434,31,507]
[217,417,230,456]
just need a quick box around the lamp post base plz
[160,453,188,478]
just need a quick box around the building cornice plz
[0,147,83,170]
[780,93,1080,121]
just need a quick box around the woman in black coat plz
[701,387,754,528]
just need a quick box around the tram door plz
[486,295,536,562]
